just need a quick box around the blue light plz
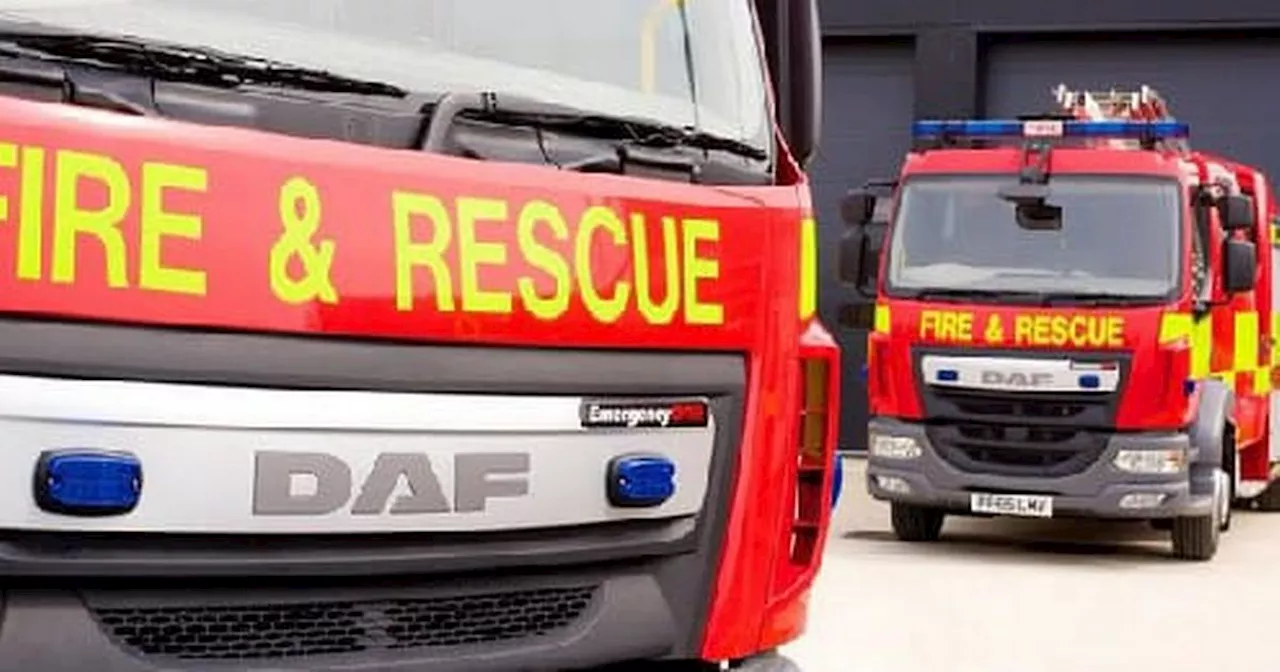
[831,453,844,511]
[937,369,959,382]
[911,119,1189,141]
[608,454,676,508]
[35,450,142,516]
[1078,374,1101,389]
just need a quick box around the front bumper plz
[0,318,753,671]
[866,417,1211,519]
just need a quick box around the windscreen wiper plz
[1036,292,1161,307]
[0,30,408,98]
[420,91,768,177]
[906,288,1050,304]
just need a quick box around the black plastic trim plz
[0,317,744,395]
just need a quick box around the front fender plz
[1191,379,1234,467]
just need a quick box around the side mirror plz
[1223,238,1257,293]
[1220,194,1256,231]
[841,189,875,227]
[784,0,821,167]
[837,224,887,297]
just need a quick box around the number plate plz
[970,492,1054,518]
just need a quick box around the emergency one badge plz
[580,399,709,429]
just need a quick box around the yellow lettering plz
[1014,315,1033,344]
[983,314,1005,343]
[139,162,207,296]
[52,150,130,288]
[575,206,630,324]
[1106,317,1125,347]
[18,147,44,281]
[919,310,975,342]
[955,313,973,341]
[515,200,571,320]
[1010,314,1127,348]
[919,310,940,339]
[1032,315,1052,344]
[631,214,680,325]
[392,191,454,312]
[456,197,511,314]
[682,218,722,325]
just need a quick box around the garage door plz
[811,39,913,451]
[985,35,1280,181]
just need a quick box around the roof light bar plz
[911,119,1189,141]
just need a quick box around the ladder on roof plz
[1050,83,1190,152]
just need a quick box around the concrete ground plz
[783,456,1280,672]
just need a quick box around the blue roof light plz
[911,119,1189,141]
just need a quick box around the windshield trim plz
[881,172,1187,307]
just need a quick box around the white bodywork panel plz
[0,374,715,534]
[921,355,1120,393]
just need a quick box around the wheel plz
[1221,426,1236,531]
[1218,462,1234,533]
[1254,481,1280,511]
[890,502,945,542]
[1170,467,1225,561]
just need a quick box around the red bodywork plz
[0,94,839,660]
[869,144,1274,478]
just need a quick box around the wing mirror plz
[1220,194,1256,232]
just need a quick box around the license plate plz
[970,492,1054,518]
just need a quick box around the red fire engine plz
[0,1,838,670]
[841,84,1280,561]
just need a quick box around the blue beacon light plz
[911,118,1189,141]
[607,454,677,508]
[34,450,143,517]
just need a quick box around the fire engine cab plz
[840,84,1280,561]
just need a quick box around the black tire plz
[1171,514,1219,561]
[890,502,945,542]
[1253,480,1280,511]
[1221,426,1236,531]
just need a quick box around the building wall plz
[816,0,1280,451]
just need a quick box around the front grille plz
[92,586,597,661]
[913,348,1128,478]
[924,388,1113,477]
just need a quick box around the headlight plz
[1113,448,1186,474]
[870,433,923,459]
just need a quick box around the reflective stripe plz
[798,217,817,320]
[1273,312,1280,365]
[874,304,891,334]
[1161,310,1270,395]
[1235,312,1260,372]
[1159,311,1212,378]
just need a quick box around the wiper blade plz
[421,91,768,169]
[0,31,408,98]
[1037,292,1161,307]
[907,288,1048,304]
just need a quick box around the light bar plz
[912,119,1189,141]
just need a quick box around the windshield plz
[0,0,771,154]
[886,174,1183,299]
